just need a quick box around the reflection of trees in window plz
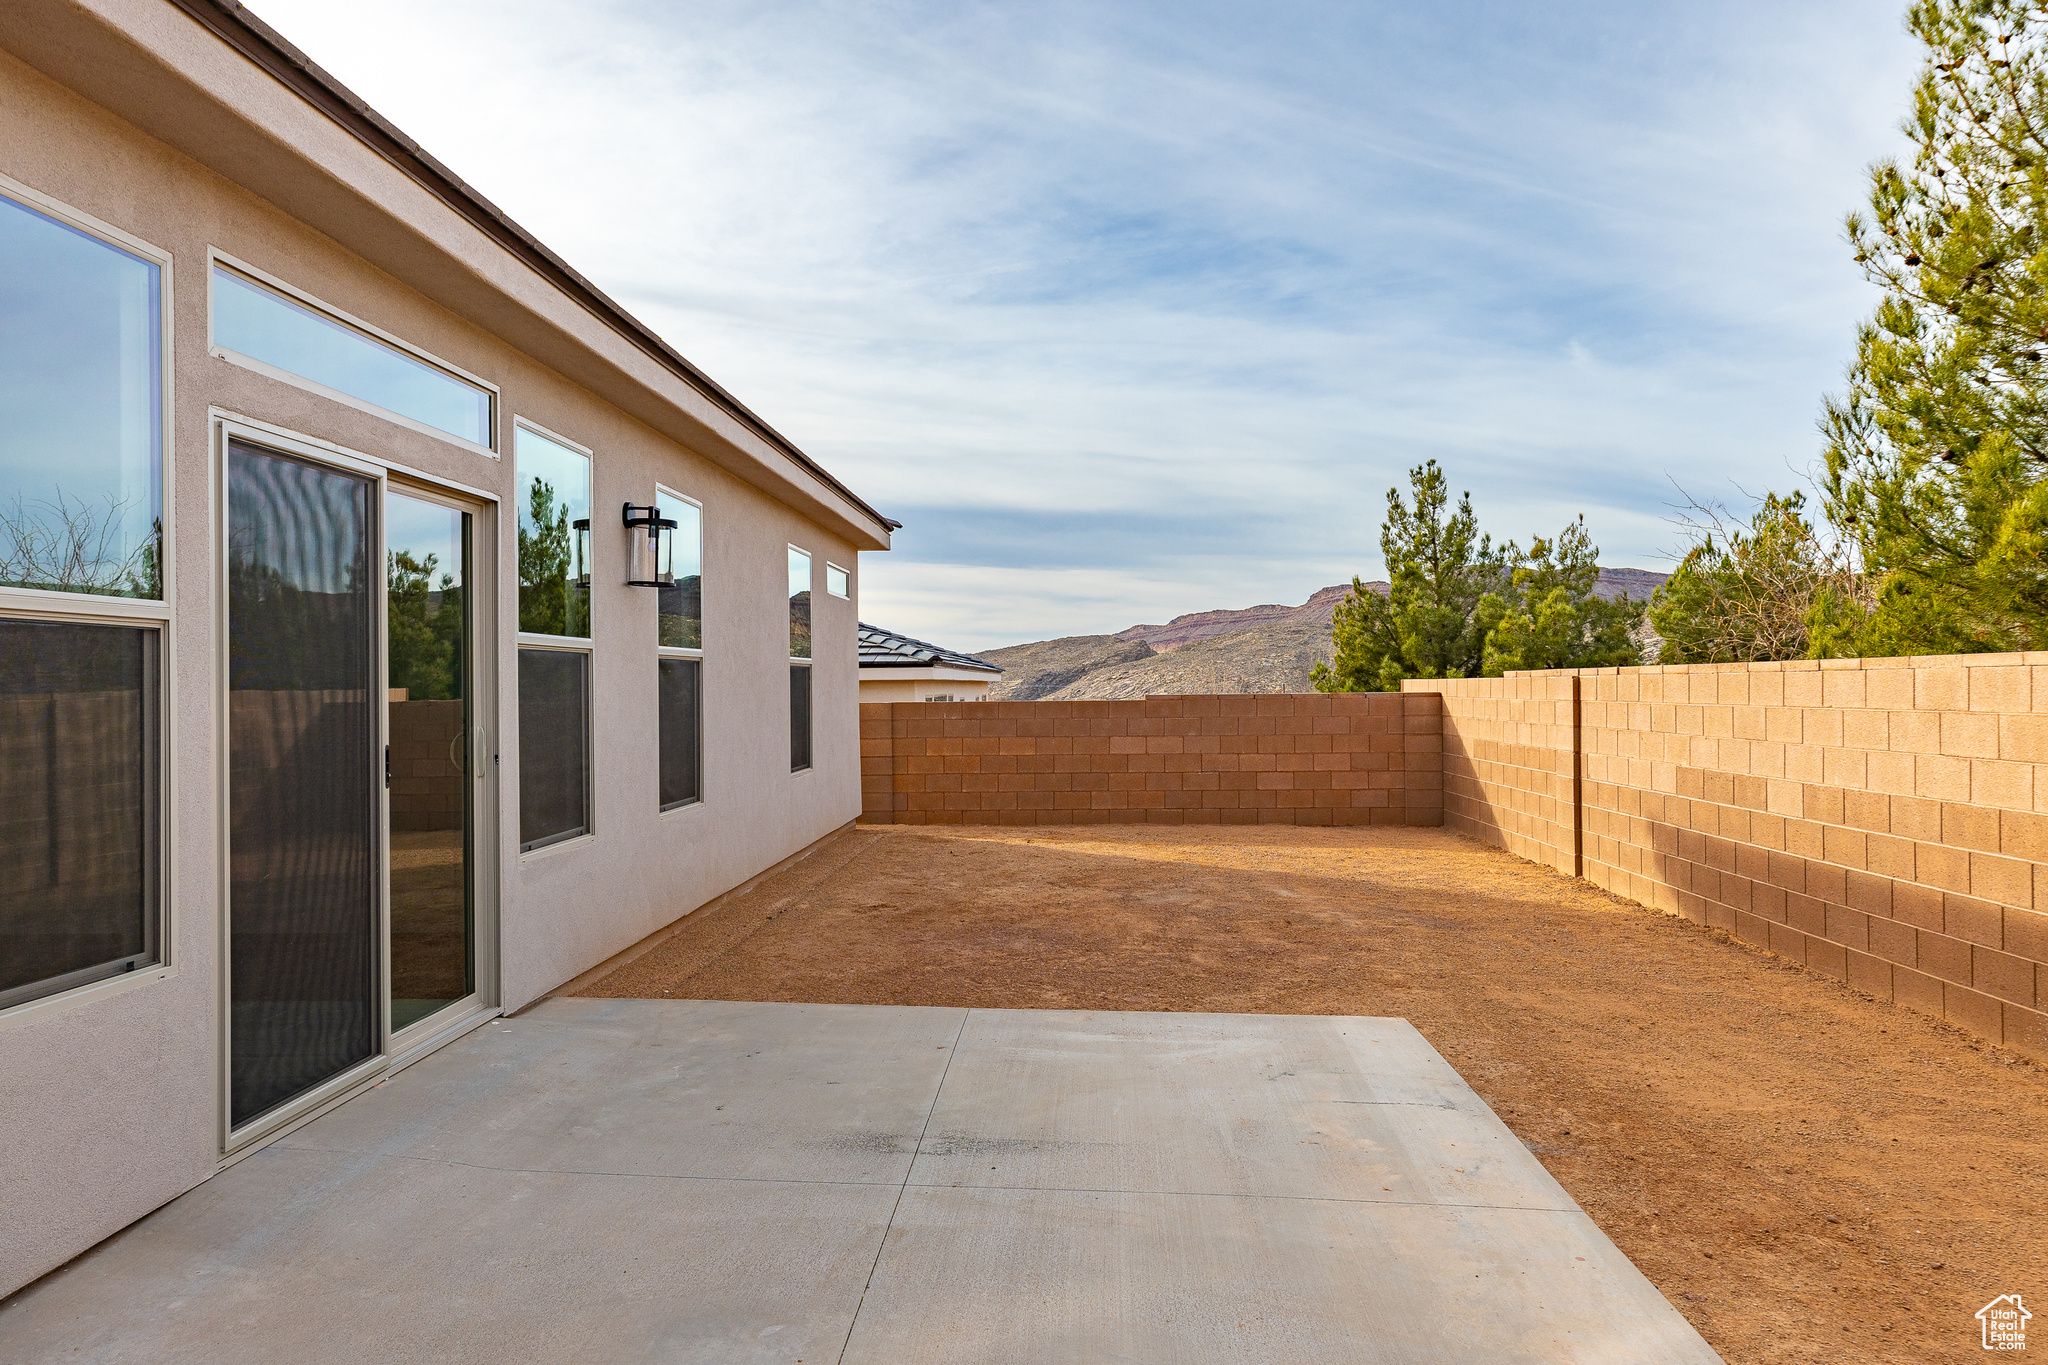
[658,575,702,649]
[388,549,463,701]
[518,477,583,636]
[225,543,371,692]
[0,492,160,598]
[789,589,811,659]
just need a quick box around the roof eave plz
[9,0,894,551]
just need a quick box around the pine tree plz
[1824,0,2048,651]
[1647,492,1867,662]
[1313,461,1508,692]
[1482,516,1643,673]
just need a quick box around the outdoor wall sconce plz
[622,501,678,588]
[572,517,591,590]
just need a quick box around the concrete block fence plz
[861,655,2048,1058]
[1406,654,2048,1060]
[858,693,1443,826]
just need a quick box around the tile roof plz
[858,623,1004,674]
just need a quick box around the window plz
[0,619,161,1010]
[657,491,701,650]
[211,264,492,448]
[788,546,811,659]
[825,562,849,599]
[0,192,162,599]
[656,488,702,809]
[790,664,812,772]
[516,425,592,638]
[516,423,594,849]
[517,647,590,851]
[659,658,701,809]
[788,546,811,772]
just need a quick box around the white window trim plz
[788,543,813,664]
[212,416,395,1155]
[654,483,703,660]
[825,560,851,599]
[513,415,593,460]
[208,249,499,457]
[0,173,177,1027]
[511,416,596,645]
[514,638,598,859]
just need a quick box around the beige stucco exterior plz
[858,668,998,702]
[0,0,888,1297]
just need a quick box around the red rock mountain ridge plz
[1115,569,1667,654]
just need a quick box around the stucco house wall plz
[0,0,885,1297]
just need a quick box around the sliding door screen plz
[227,441,379,1129]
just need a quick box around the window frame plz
[515,639,596,856]
[787,545,812,774]
[654,484,704,660]
[0,174,176,1027]
[825,561,850,599]
[655,485,703,815]
[512,417,595,644]
[0,602,172,1025]
[0,171,175,615]
[509,418,596,854]
[207,248,499,457]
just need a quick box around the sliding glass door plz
[226,437,494,1140]
[385,489,476,1036]
[226,440,380,1130]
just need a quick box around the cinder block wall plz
[1408,655,2048,1058]
[1398,673,1581,875]
[389,699,464,832]
[859,694,1442,826]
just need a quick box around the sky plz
[254,0,1923,651]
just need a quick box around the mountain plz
[1114,583,1362,652]
[1114,569,1664,655]
[1045,615,1331,698]
[987,568,1669,699]
[981,634,1156,700]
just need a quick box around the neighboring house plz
[858,623,1003,701]
[0,0,893,1297]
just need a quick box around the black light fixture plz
[572,517,591,590]
[622,501,677,587]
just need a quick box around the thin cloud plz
[254,0,1920,649]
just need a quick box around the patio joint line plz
[833,1006,973,1365]
[272,1144,914,1190]
[894,1179,1581,1215]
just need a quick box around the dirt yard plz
[574,824,2047,1364]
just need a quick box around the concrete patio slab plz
[844,1188,1708,1365]
[276,999,967,1186]
[908,1010,1563,1208]
[0,1001,1721,1364]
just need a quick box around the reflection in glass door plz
[385,490,473,1034]
[227,440,379,1130]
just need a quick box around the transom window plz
[211,263,493,448]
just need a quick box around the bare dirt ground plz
[575,824,2048,1364]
